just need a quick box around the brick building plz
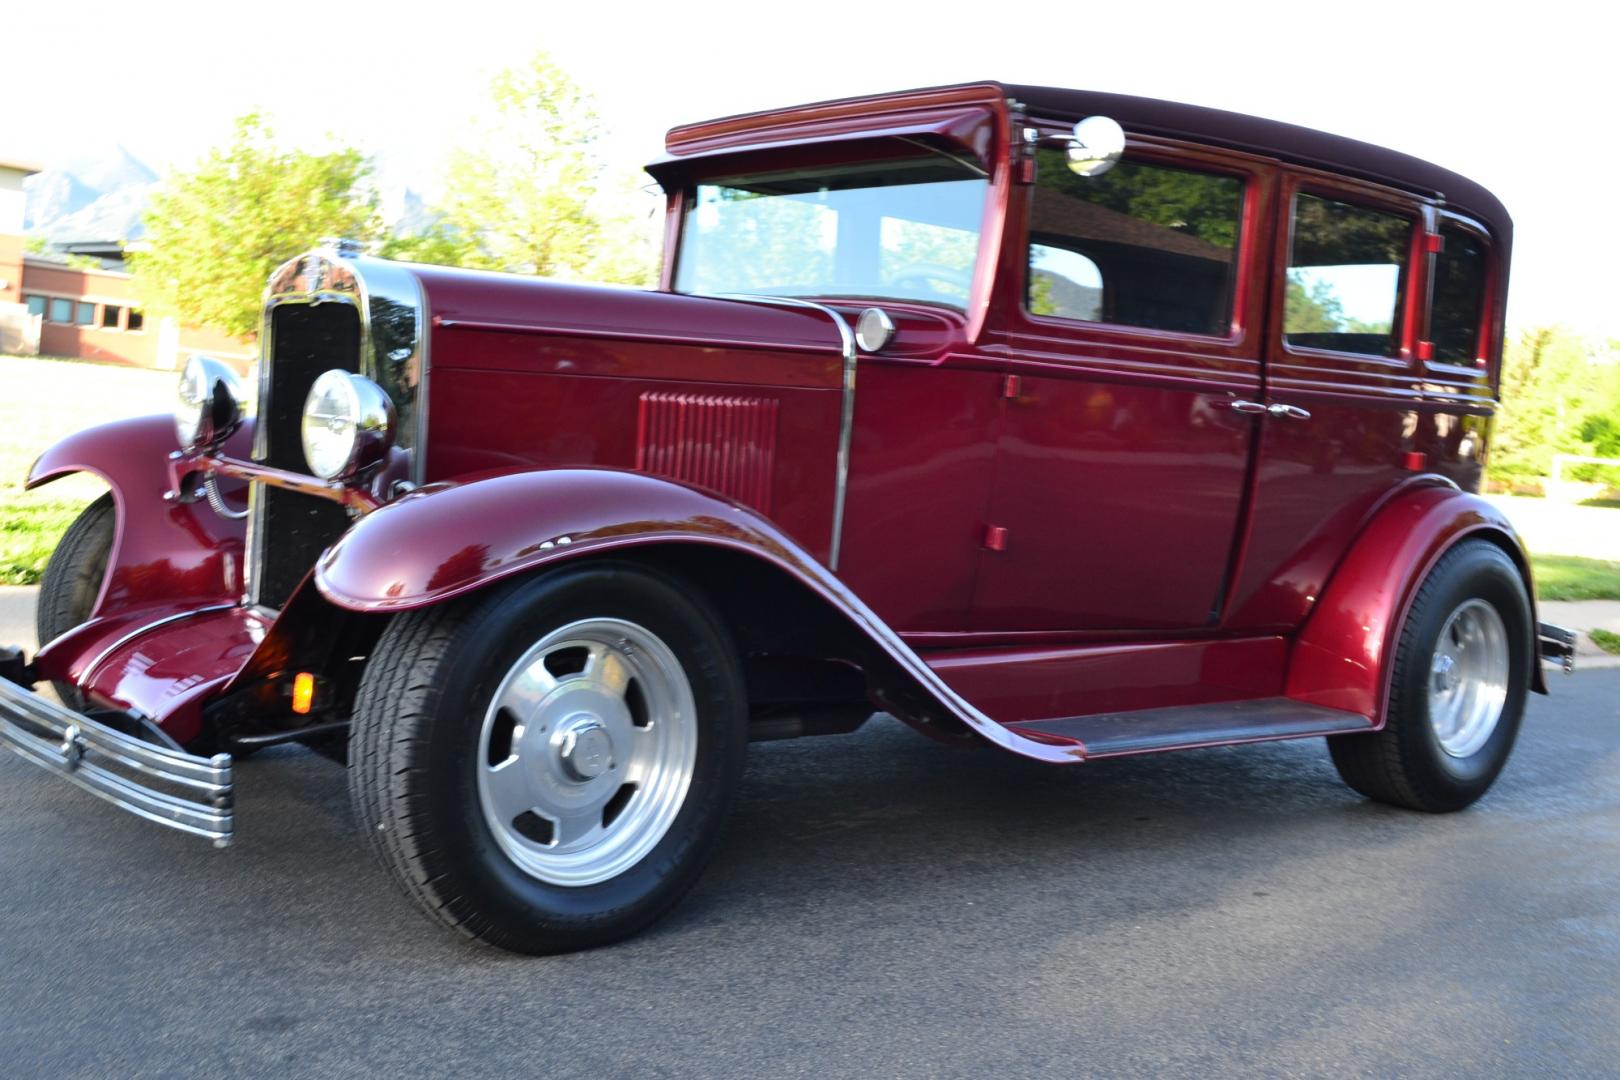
[1,155,253,374]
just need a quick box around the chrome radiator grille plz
[250,303,362,609]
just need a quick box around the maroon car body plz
[1,82,1573,952]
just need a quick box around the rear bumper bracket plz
[1539,621,1577,674]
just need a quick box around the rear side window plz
[1026,151,1244,336]
[1285,193,1411,357]
[1429,224,1489,364]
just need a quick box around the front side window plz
[48,298,73,323]
[75,301,96,326]
[1429,223,1489,364]
[1284,193,1411,357]
[675,157,988,309]
[24,295,46,317]
[1026,150,1244,336]
[101,304,122,329]
[127,308,145,332]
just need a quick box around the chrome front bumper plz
[0,670,233,846]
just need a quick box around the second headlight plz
[301,370,395,481]
[174,355,245,451]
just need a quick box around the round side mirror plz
[1065,116,1126,178]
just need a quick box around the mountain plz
[22,169,100,231]
[23,146,160,244]
[41,182,156,245]
[57,145,157,196]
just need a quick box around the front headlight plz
[301,369,395,481]
[174,355,245,451]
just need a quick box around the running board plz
[1008,698,1373,759]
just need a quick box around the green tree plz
[1038,150,1242,249]
[1490,328,1620,485]
[130,114,380,339]
[401,53,657,285]
[1283,275,1347,333]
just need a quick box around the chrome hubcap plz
[476,618,696,887]
[1427,598,1510,758]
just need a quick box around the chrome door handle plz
[1267,403,1312,421]
[1227,399,1269,415]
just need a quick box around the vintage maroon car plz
[0,82,1576,953]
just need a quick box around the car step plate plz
[1009,697,1373,759]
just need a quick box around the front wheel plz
[349,562,747,954]
[35,493,115,710]
[1328,540,1532,812]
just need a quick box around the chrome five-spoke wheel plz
[478,619,697,887]
[350,562,746,953]
[1427,598,1509,759]
[1328,539,1530,813]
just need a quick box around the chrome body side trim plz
[249,247,430,605]
[711,294,858,571]
[0,677,233,845]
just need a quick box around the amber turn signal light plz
[291,672,317,715]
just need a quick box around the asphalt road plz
[2,587,1617,1078]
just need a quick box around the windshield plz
[673,157,989,309]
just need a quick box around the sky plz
[5,0,1614,337]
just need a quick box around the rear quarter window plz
[1428,223,1490,365]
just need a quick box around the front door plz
[970,139,1272,632]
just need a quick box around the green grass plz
[1532,554,1620,602]
[1591,629,1620,655]
[0,500,85,585]
[0,355,174,585]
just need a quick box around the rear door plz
[1222,173,1432,630]
[969,137,1274,632]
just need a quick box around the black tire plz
[1328,539,1532,812]
[348,561,748,954]
[35,493,116,710]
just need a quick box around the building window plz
[126,308,145,333]
[101,304,123,329]
[48,298,74,323]
[25,295,46,317]
[75,302,96,326]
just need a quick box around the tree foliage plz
[130,115,380,339]
[389,53,657,285]
[1037,150,1242,249]
[1490,327,1620,486]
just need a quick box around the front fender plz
[314,468,1086,764]
[315,468,812,612]
[26,415,248,621]
[1285,484,1543,722]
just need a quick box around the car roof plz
[668,82,1509,250]
[1004,83,1509,246]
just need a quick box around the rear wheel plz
[1328,540,1531,812]
[348,562,747,953]
[35,493,115,709]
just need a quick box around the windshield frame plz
[666,141,998,316]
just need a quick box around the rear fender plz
[1285,483,1543,722]
[25,414,249,624]
[314,467,1084,763]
